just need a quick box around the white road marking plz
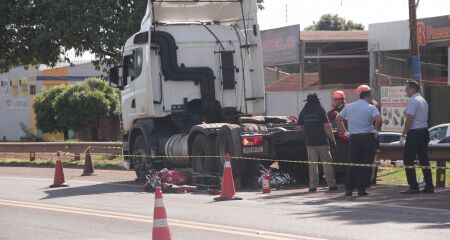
[0,199,327,240]
[0,176,140,188]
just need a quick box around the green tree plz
[33,85,70,140]
[54,78,119,141]
[304,14,364,31]
[0,0,146,73]
[82,77,120,117]
[1,0,264,73]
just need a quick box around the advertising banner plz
[261,25,300,66]
[380,86,409,132]
[0,80,10,96]
[12,79,18,97]
[21,78,28,97]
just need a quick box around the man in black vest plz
[298,93,338,192]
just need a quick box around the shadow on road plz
[252,185,450,229]
[289,201,450,229]
[41,181,143,200]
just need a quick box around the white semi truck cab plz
[110,0,310,185]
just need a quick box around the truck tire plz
[191,134,217,173]
[216,124,247,177]
[132,135,150,182]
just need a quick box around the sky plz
[65,49,96,62]
[68,0,450,61]
[258,0,450,30]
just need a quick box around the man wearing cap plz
[297,93,338,193]
[336,85,382,197]
[400,80,434,194]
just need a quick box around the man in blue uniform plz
[336,85,382,197]
[400,80,434,194]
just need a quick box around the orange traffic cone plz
[81,147,97,176]
[214,154,243,201]
[152,186,172,240]
[262,169,270,194]
[50,151,68,188]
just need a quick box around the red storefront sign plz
[417,15,450,47]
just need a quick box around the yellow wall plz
[42,67,68,86]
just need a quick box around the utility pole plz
[285,4,288,22]
[408,0,422,81]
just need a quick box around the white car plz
[429,123,450,145]
[378,132,402,143]
[386,123,450,145]
[437,136,450,145]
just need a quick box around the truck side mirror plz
[109,66,124,90]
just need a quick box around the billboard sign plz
[261,25,300,66]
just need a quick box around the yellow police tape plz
[77,145,449,171]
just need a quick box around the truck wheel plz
[132,135,150,182]
[191,134,217,173]
[216,124,247,177]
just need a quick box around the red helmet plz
[355,85,371,95]
[332,90,345,99]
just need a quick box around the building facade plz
[0,62,105,141]
[262,27,368,117]
[368,15,449,86]
[368,15,450,128]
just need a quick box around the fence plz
[0,142,122,155]
[1,141,449,188]
[374,48,450,128]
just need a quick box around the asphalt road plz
[1,166,450,240]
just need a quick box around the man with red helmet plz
[328,90,346,128]
[328,90,349,143]
[354,85,382,111]
[336,85,382,197]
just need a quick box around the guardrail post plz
[436,160,446,188]
[30,152,35,161]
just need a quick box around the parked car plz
[378,132,402,143]
[387,123,450,145]
[429,123,450,145]
[437,136,450,145]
